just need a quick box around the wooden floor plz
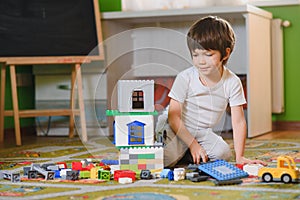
[254,130,300,140]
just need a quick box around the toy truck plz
[258,155,300,183]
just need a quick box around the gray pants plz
[162,124,232,167]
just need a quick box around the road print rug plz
[0,136,299,200]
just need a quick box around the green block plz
[79,171,90,179]
[138,154,155,159]
[106,110,158,116]
[117,146,152,149]
[98,170,111,181]
[99,0,122,12]
[130,165,139,172]
[120,164,130,170]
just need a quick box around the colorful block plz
[80,171,90,179]
[98,170,111,181]
[119,147,163,173]
[198,160,249,181]
[114,170,136,181]
[90,167,102,179]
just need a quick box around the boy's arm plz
[168,98,208,164]
[231,105,267,165]
[230,105,247,162]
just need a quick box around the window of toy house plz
[132,90,144,109]
[128,123,145,145]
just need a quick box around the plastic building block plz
[47,165,59,171]
[114,115,155,147]
[243,164,264,176]
[235,164,244,170]
[106,110,158,116]
[190,175,209,182]
[72,161,94,171]
[127,120,145,145]
[186,172,200,180]
[119,177,133,184]
[198,160,248,181]
[41,163,56,170]
[187,164,200,172]
[168,170,174,181]
[72,162,83,170]
[33,165,55,180]
[54,170,61,178]
[66,170,79,181]
[56,162,68,169]
[140,170,152,179]
[114,170,136,181]
[101,159,119,165]
[33,165,54,180]
[110,165,120,175]
[117,80,155,112]
[23,166,31,176]
[119,147,163,172]
[160,169,171,178]
[28,170,38,179]
[0,171,20,182]
[90,167,102,179]
[80,171,90,179]
[213,179,243,186]
[98,170,111,181]
[173,168,185,181]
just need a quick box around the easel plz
[0,58,88,146]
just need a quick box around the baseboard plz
[4,126,36,137]
[272,121,300,131]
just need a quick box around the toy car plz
[258,155,300,183]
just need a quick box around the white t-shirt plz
[168,66,246,133]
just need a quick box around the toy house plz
[106,80,164,172]
[107,80,157,147]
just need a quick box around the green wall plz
[2,66,35,128]
[263,5,300,121]
[99,0,121,12]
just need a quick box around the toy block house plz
[106,80,163,172]
[107,80,157,147]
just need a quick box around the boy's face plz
[191,48,224,76]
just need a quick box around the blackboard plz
[0,0,103,62]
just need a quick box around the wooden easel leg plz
[0,65,6,143]
[69,65,76,138]
[10,65,21,146]
[75,63,87,142]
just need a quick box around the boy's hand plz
[189,139,208,164]
[236,156,267,166]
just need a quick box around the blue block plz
[160,169,171,178]
[167,170,174,181]
[54,170,61,178]
[198,160,248,181]
[101,159,119,165]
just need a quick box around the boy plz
[160,16,266,167]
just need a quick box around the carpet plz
[0,135,299,200]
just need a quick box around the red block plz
[114,170,136,181]
[138,164,147,170]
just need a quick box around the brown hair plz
[187,16,235,65]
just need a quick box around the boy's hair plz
[187,16,235,65]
